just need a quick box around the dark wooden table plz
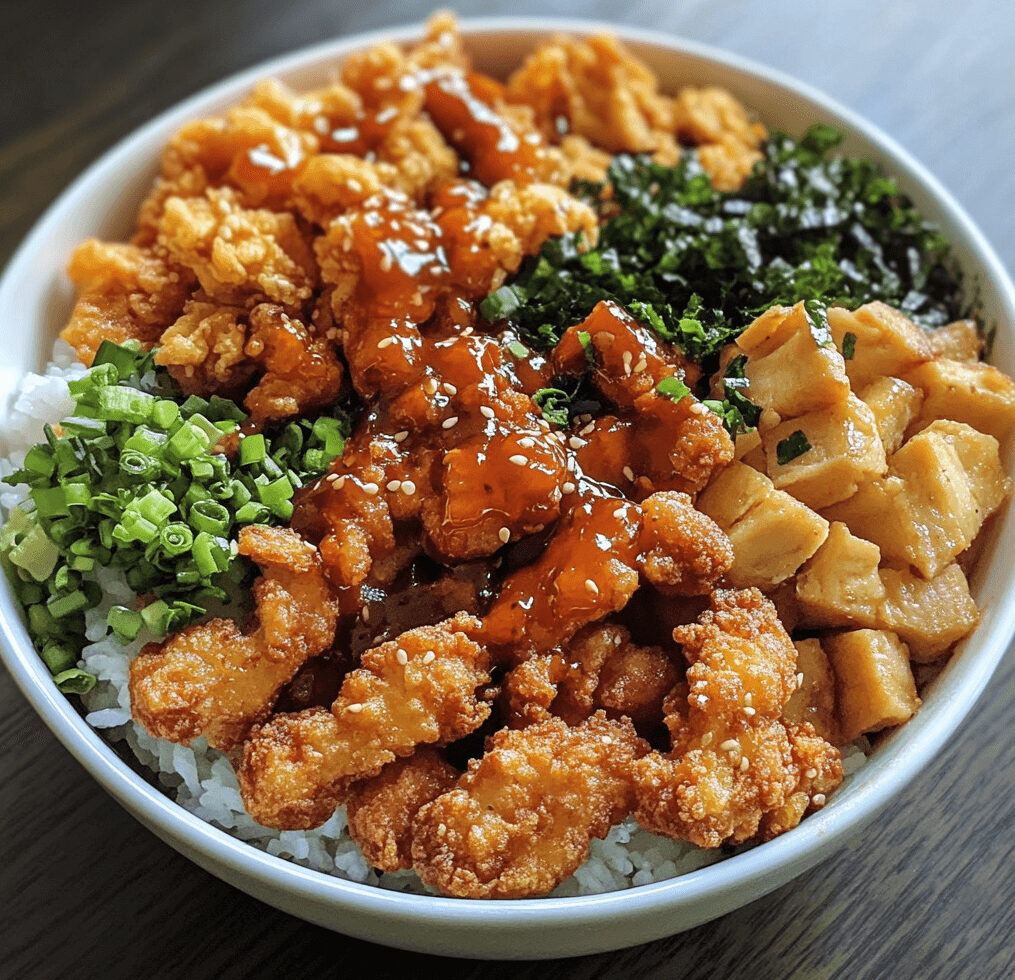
[3,1,1014,977]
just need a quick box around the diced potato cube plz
[860,376,924,455]
[761,394,886,508]
[698,462,829,589]
[928,320,982,362]
[739,303,850,418]
[733,427,762,461]
[877,564,979,661]
[904,357,1015,443]
[827,302,932,389]
[796,522,884,628]
[785,638,839,743]
[825,630,920,742]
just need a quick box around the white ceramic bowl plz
[1,17,1014,961]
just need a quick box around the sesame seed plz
[622,465,635,482]
[377,336,396,349]
[442,416,459,429]
[443,382,457,395]
[805,768,818,779]
[599,331,616,345]
[634,356,648,373]
[379,253,393,273]
[425,378,438,395]
[579,422,595,437]
[518,437,535,448]
[461,326,474,337]
[622,350,633,367]
[333,476,346,489]
[480,406,495,419]
[720,739,739,752]
[701,732,713,747]
[568,436,583,450]
[743,706,756,717]
[326,472,341,483]
[401,480,417,495]
[812,794,826,807]
[361,606,371,622]
[386,479,402,492]
[394,430,409,443]
[613,506,626,518]
[347,703,364,713]
[585,578,599,595]
[744,692,753,706]
[396,649,408,666]
[601,735,612,745]
[362,482,379,496]
[498,527,511,544]
[422,650,436,665]
[509,454,528,466]
[740,756,750,772]
[796,672,805,688]
[689,401,707,415]
[562,482,576,494]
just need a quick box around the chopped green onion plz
[159,522,194,556]
[657,375,691,402]
[240,433,266,465]
[46,589,91,619]
[190,499,231,536]
[108,606,143,642]
[54,668,96,694]
[41,642,77,674]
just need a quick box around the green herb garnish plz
[841,332,857,360]
[2,340,350,684]
[481,125,962,369]
[776,430,812,465]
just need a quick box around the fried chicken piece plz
[552,300,701,402]
[241,304,344,423]
[555,302,733,496]
[420,424,569,560]
[673,87,767,191]
[129,526,341,751]
[154,299,254,396]
[60,240,194,364]
[633,589,843,847]
[499,653,570,728]
[503,625,677,730]
[237,613,490,829]
[157,187,317,311]
[411,712,646,898]
[637,491,735,595]
[505,33,678,161]
[481,496,642,659]
[563,625,678,729]
[345,747,460,872]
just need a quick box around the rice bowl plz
[1,17,1014,959]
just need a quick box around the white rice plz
[1,345,867,897]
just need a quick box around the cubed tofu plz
[737,303,851,418]
[825,630,920,742]
[765,580,803,633]
[825,422,1009,579]
[785,638,839,743]
[860,376,924,455]
[827,302,932,389]
[761,394,887,508]
[928,320,982,363]
[903,357,1015,443]
[877,564,979,661]
[698,461,829,589]
[796,522,885,628]
[922,420,1011,517]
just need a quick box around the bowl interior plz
[1,18,1013,959]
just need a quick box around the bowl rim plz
[2,13,1014,941]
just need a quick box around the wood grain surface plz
[2,1,1014,977]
